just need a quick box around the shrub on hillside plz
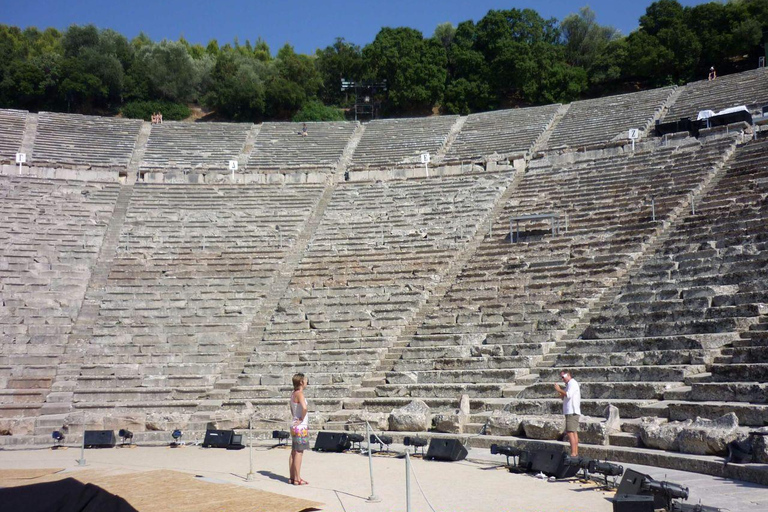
[292,100,345,122]
[121,101,191,121]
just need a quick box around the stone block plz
[388,399,430,432]
[677,413,742,456]
[346,411,389,431]
[104,413,146,433]
[640,417,688,451]
[522,416,562,440]
[145,412,189,431]
[0,417,35,436]
[485,410,523,436]
[432,394,470,434]
[752,427,768,464]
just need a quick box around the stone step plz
[374,383,516,399]
[518,381,679,400]
[385,368,530,385]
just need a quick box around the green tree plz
[561,7,619,72]
[136,40,201,102]
[363,27,447,113]
[315,38,363,106]
[202,50,267,121]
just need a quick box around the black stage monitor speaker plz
[425,438,467,462]
[314,432,351,452]
[613,494,655,512]
[203,429,233,448]
[83,430,116,448]
[617,468,650,496]
[529,450,579,479]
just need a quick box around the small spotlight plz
[170,429,183,448]
[118,429,134,446]
[347,433,365,451]
[369,434,393,453]
[404,436,428,456]
[51,430,65,449]
[272,430,290,447]
[490,444,524,467]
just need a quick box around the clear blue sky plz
[2,0,712,55]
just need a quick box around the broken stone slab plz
[522,416,563,440]
[484,409,524,436]
[104,413,146,433]
[0,417,35,436]
[677,413,742,456]
[145,412,189,431]
[388,399,431,432]
[751,427,768,464]
[640,417,690,451]
[579,405,621,446]
[432,394,470,434]
[346,411,389,431]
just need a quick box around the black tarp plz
[0,477,138,512]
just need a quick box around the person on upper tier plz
[289,373,310,485]
[708,66,717,81]
[554,370,581,456]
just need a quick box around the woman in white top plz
[289,373,309,485]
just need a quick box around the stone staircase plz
[536,134,741,372]
[190,179,342,426]
[19,113,38,159]
[127,122,151,183]
[237,123,261,168]
[530,103,570,155]
[332,169,527,420]
[35,183,136,425]
[434,116,468,163]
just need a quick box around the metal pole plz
[246,423,255,481]
[651,198,656,222]
[365,422,381,503]
[405,452,412,512]
[77,433,86,466]
[691,193,696,215]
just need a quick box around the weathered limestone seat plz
[247,121,357,171]
[0,176,119,434]
[0,108,27,162]
[349,116,458,170]
[546,87,675,150]
[140,121,251,172]
[442,105,559,163]
[61,182,325,420]
[666,67,768,121]
[32,112,142,169]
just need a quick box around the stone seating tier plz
[31,112,142,167]
[140,121,251,170]
[0,109,27,161]
[666,68,768,121]
[247,121,358,170]
[443,104,559,163]
[349,116,458,169]
[59,183,325,408]
[546,87,675,150]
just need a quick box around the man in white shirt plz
[554,370,581,456]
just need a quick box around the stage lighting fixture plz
[347,433,365,451]
[272,430,290,447]
[490,444,526,468]
[118,429,133,446]
[404,436,428,456]
[369,434,393,452]
[670,502,723,512]
[170,429,183,447]
[588,460,624,477]
[642,478,689,510]
[51,430,65,449]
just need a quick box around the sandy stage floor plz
[1,440,766,512]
